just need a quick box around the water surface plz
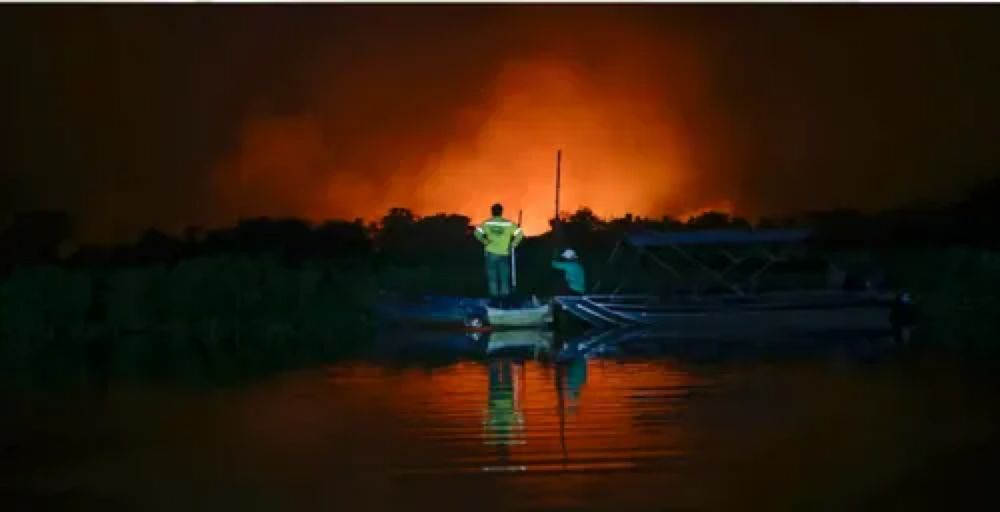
[2,332,997,511]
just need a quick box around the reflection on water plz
[484,360,525,450]
[559,356,587,412]
[1,328,998,510]
[485,329,552,359]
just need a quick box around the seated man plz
[551,248,585,295]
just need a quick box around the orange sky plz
[410,58,698,234]
[7,7,1000,244]
[209,15,738,235]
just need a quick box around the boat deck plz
[554,291,896,331]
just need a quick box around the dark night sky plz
[2,5,999,242]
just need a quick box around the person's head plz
[561,249,578,260]
[491,203,503,217]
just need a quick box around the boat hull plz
[555,292,896,340]
[486,304,552,328]
[375,294,552,329]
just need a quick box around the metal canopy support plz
[637,246,684,280]
[600,230,808,298]
[611,245,638,297]
[745,244,790,292]
[666,243,744,296]
[592,239,623,293]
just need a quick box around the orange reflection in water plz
[340,356,701,473]
[233,356,700,478]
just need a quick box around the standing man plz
[474,203,523,299]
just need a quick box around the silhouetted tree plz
[686,211,733,230]
[379,208,417,233]
[566,208,605,232]
[127,229,183,265]
[0,210,73,266]
[374,209,478,265]
[375,208,419,260]
[313,219,371,258]
[802,209,872,248]
[184,225,205,245]
[235,217,312,253]
[949,176,1000,248]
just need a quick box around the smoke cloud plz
[5,6,999,242]
[209,9,738,234]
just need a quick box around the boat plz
[374,292,552,329]
[556,324,906,362]
[555,291,896,337]
[482,296,552,329]
[554,228,909,339]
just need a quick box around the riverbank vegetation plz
[2,178,999,360]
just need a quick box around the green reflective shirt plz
[552,259,586,293]
[474,216,523,256]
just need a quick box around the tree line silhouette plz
[1,176,999,356]
[3,176,1000,275]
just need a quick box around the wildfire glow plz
[406,59,695,235]
[210,17,738,235]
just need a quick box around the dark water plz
[1,331,998,511]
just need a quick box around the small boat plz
[555,228,909,339]
[483,297,552,329]
[375,292,552,329]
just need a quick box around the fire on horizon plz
[2,5,999,242]
[208,29,724,237]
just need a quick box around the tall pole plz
[512,209,522,289]
[554,150,562,223]
[552,149,563,259]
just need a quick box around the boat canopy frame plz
[593,228,817,298]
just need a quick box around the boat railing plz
[570,294,657,302]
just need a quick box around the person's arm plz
[552,260,569,270]
[474,222,488,245]
[511,225,524,248]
